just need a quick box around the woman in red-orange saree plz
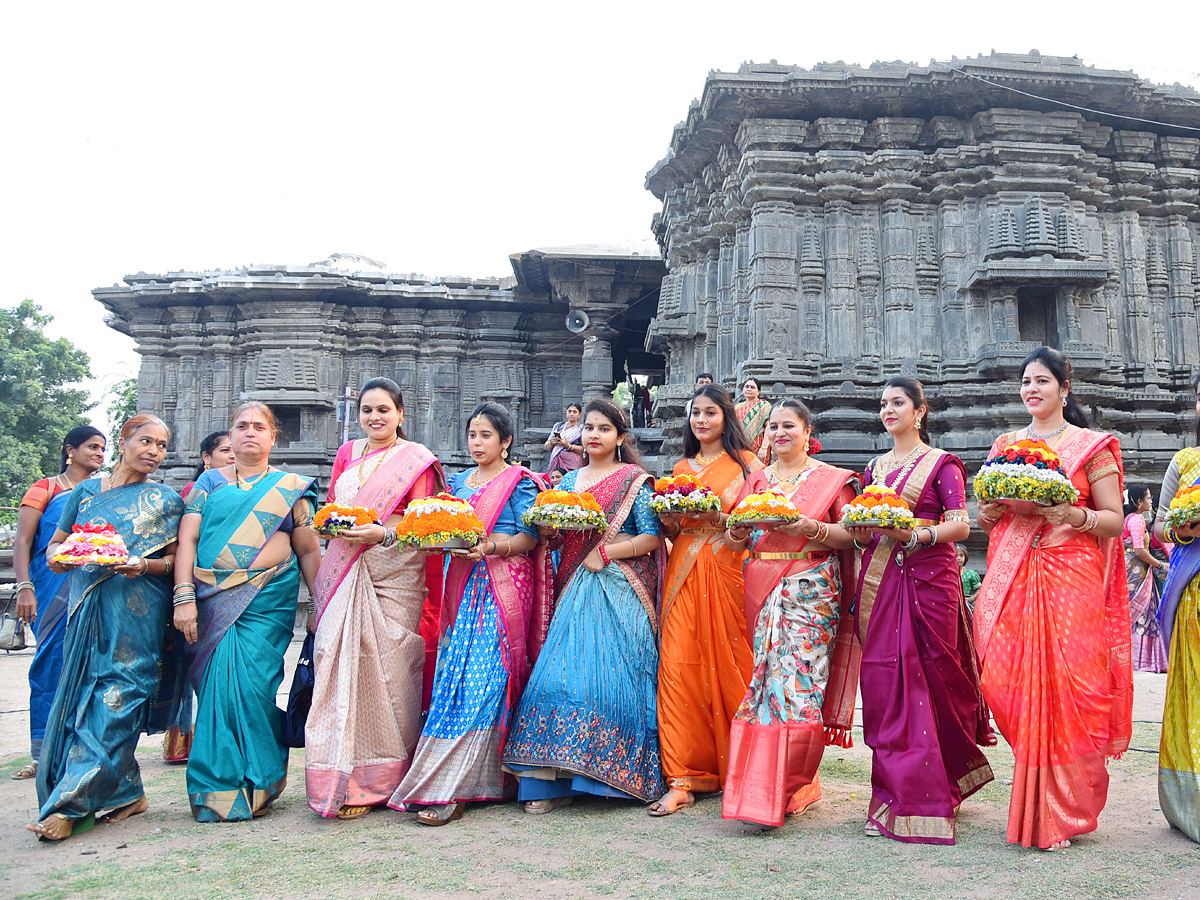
[720,401,861,827]
[976,348,1131,851]
[652,385,762,816]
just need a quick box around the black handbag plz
[0,593,28,653]
[283,632,315,748]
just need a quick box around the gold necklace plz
[235,466,271,491]
[769,459,813,486]
[694,449,727,467]
[876,443,923,479]
[466,462,510,489]
[57,471,77,490]
[362,439,399,484]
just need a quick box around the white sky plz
[3,1,1197,423]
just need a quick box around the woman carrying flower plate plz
[976,347,1130,851]
[29,415,183,842]
[650,384,763,816]
[735,377,772,463]
[1152,371,1200,842]
[392,402,552,825]
[1123,484,1168,673]
[845,377,993,845]
[720,400,861,827]
[503,398,665,811]
[303,378,445,820]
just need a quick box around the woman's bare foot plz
[27,814,73,842]
[102,794,148,823]
[1045,839,1071,851]
[647,789,694,817]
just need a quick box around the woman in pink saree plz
[849,377,993,845]
[392,403,551,825]
[976,348,1131,851]
[304,379,445,820]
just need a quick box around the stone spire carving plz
[1023,197,1057,254]
[987,207,1021,258]
[1055,209,1086,259]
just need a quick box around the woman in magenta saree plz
[393,403,551,825]
[305,379,445,819]
[851,378,992,845]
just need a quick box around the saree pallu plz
[305,441,443,817]
[1124,513,1168,673]
[723,463,860,827]
[503,465,666,802]
[976,429,1131,849]
[857,450,993,845]
[1158,459,1200,842]
[36,482,183,822]
[659,451,760,793]
[391,466,550,808]
[737,399,771,457]
[26,488,73,759]
[187,470,317,822]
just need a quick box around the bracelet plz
[903,530,920,551]
[380,527,398,549]
[598,544,611,566]
[172,595,196,607]
[924,526,938,546]
[162,557,174,576]
[14,581,35,594]
[977,508,1000,525]
[853,538,870,552]
[814,521,830,544]
[174,581,196,592]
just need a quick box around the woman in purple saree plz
[848,377,993,845]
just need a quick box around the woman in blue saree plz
[11,426,107,780]
[28,415,183,842]
[174,401,322,822]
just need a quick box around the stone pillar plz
[581,326,618,400]
[823,201,857,367]
[1117,211,1156,384]
[936,201,970,375]
[747,201,800,374]
[1165,216,1198,377]
[881,199,917,370]
[856,218,881,369]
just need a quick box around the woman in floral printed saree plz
[504,399,665,810]
[174,402,322,822]
[721,400,860,827]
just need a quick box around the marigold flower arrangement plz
[313,503,379,536]
[648,473,721,514]
[52,522,130,566]
[521,490,608,531]
[1165,483,1200,529]
[840,485,917,529]
[395,493,485,549]
[728,490,801,527]
[972,439,1079,508]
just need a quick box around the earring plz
[616,444,624,461]
[1061,396,1067,407]
[502,448,509,460]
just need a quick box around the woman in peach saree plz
[976,348,1132,851]
[720,400,861,827]
[651,384,762,816]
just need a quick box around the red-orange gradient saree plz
[975,427,1132,848]
[658,450,762,793]
[721,462,861,826]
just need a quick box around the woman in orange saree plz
[721,400,861,827]
[651,384,762,816]
[976,348,1131,851]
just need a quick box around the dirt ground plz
[2,631,1199,900]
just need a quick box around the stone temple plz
[97,52,1200,486]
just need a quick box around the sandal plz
[864,821,881,837]
[335,805,373,820]
[10,761,37,781]
[523,796,573,815]
[647,790,694,817]
[416,803,465,826]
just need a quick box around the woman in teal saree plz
[29,415,183,843]
[174,401,322,822]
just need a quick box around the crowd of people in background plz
[10,348,1200,853]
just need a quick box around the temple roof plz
[509,241,663,293]
[646,51,1200,197]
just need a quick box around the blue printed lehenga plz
[35,479,184,825]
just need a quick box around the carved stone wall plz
[96,251,665,487]
[645,53,1200,481]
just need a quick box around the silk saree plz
[976,428,1132,848]
[186,468,318,821]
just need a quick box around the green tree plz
[105,376,139,442]
[0,301,92,524]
